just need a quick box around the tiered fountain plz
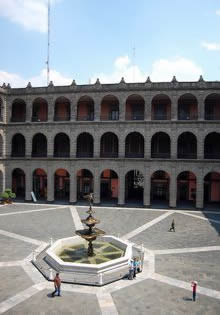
[43,194,135,285]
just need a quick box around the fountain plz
[75,194,105,256]
[35,194,144,286]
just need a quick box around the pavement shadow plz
[47,293,54,298]
[183,296,192,301]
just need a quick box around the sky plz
[0,0,220,87]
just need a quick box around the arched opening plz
[77,96,94,121]
[33,169,47,200]
[100,95,119,120]
[0,170,3,194]
[177,171,196,208]
[54,133,70,157]
[54,169,69,200]
[151,132,170,158]
[125,170,144,204]
[32,133,47,157]
[151,171,169,207]
[100,132,118,157]
[205,94,220,120]
[178,94,198,120]
[0,134,3,157]
[0,98,3,121]
[77,133,93,157]
[100,170,118,203]
[12,168,25,198]
[204,172,220,208]
[178,132,197,159]
[32,98,48,122]
[11,134,25,157]
[11,99,26,122]
[125,94,145,120]
[77,169,93,200]
[54,97,70,121]
[151,94,171,120]
[125,132,144,158]
[204,132,220,159]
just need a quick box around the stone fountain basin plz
[45,235,133,285]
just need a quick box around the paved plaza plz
[0,203,220,314]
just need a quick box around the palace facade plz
[0,77,220,208]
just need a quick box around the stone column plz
[197,135,204,159]
[198,94,205,121]
[145,94,152,120]
[144,129,151,159]
[70,95,77,121]
[25,166,32,201]
[143,171,151,207]
[169,169,177,208]
[5,132,11,158]
[119,95,126,121]
[47,97,54,122]
[47,133,54,158]
[171,135,177,159]
[5,166,11,190]
[171,95,178,120]
[94,96,101,121]
[69,171,77,203]
[25,96,32,122]
[70,134,76,158]
[26,134,32,158]
[118,171,125,205]
[47,168,54,202]
[93,169,100,204]
[94,134,100,158]
[119,135,125,158]
[196,173,204,209]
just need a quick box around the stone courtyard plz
[0,203,220,314]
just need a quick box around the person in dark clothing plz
[52,273,61,297]
[191,281,198,301]
[169,219,175,232]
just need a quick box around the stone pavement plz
[0,203,220,314]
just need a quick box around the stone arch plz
[177,132,197,159]
[100,95,119,121]
[32,133,47,157]
[151,132,171,158]
[125,169,144,204]
[54,169,70,200]
[177,171,196,208]
[100,169,118,202]
[125,132,144,158]
[100,132,118,158]
[77,96,94,121]
[205,93,220,120]
[151,94,171,120]
[54,96,70,121]
[204,132,220,159]
[77,132,94,158]
[125,94,145,120]
[178,93,198,120]
[11,99,26,122]
[204,172,220,205]
[12,168,25,198]
[54,133,70,157]
[77,169,93,200]
[11,133,25,157]
[151,170,170,206]
[33,168,47,200]
[32,97,48,122]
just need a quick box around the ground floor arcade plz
[3,160,220,209]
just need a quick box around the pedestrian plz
[128,259,134,280]
[136,257,141,273]
[191,281,198,301]
[169,219,175,232]
[133,257,137,279]
[51,273,61,297]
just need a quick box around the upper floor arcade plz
[3,88,220,124]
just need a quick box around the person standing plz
[128,259,134,280]
[133,257,137,279]
[191,281,198,301]
[52,273,61,297]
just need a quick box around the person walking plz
[169,219,175,232]
[191,281,198,301]
[52,273,61,297]
[133,257,137,279]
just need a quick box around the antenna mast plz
[47,0,50,85]
[132,46,136,82]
